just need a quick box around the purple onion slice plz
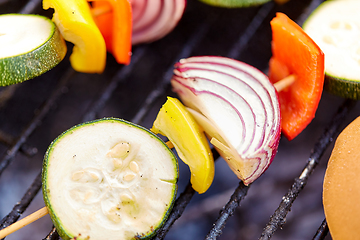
[132,0,186,45]
[171,56,281,185]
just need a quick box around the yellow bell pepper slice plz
[151,97,214,194]
[43,0,106,73]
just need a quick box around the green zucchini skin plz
[42,118,178,240]
[198,0,270,8]
[325,75,360,100]
[0,14,67,87]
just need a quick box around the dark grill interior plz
[1,0,359,239]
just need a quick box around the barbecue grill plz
[1,0,359,239]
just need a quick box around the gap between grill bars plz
[1,1,359,240]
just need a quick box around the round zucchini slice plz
[303,0,360,99]
[0,14,67,86]
[42,118,178,240]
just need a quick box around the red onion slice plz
[171,56,281,185]
[131,0,186,45]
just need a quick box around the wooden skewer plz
[165,140,174,149]
[273,74,296,92]
[0,207,49,239]
[210,137,230,155]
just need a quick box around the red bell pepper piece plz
[91,0,132,65]
[269,12,325,141]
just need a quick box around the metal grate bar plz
[18,0,41,14]
[312,219,329,240]
[152,149,220,240]
[42,226,58,240]
[152,182,195,240]
[0,85,17,109]
[259,98,357,240]
[81,45,148,122]
[0,68,75,177]
[205,182,249,240]
[0,130,37,157]
[296,0,323,26]
[227,1,274,60]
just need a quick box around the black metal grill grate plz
[1,0,359,239]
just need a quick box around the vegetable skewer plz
[0,73,293,238]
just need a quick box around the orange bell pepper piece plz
[268,12,325,141]
[91,0,132,65]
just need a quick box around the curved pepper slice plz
[91,0,132,65]
[151,97,214,194]
[43,0,106,73]
[269,12,325,141]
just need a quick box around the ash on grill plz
[1,0,359,240]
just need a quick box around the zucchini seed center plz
[68,141,142,224]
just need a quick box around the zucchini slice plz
[303,0,360,99]
[0,14,67,86]
[42,118,178,240]
[198,0,270,8]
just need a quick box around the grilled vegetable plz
[323,116,360,240]
[91,0,132,65]
[43,0,106,73]
[131,0,186,45]
[0,14,66,86]
[171,56,281,185]
[269,12,325,141]
[303,0,360,100]
[42,118,178,240]
[151,97,214,194]
[197,0,290,8]
[197,0,270,8]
